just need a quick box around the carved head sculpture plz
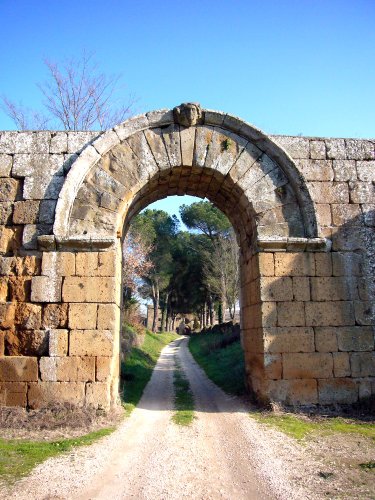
[173,102,203,127]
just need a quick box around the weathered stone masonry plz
[0,105,374,409]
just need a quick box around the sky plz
[1,0,374,217]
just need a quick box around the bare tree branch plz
[2,51,136,131]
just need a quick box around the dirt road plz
[5,337,314,500]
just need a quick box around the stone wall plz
[0,108,374,409]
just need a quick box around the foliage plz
[188,325,245,396]
[172,359,195,426]
[0,428,114,484]
[121,330,178,415]
[250,413,375,441]
[122,233,153,297]
[180,200,231,240]
[203,230,240,319]
[2,51,135,130]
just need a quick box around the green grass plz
[172,360,195,426]
[250,413,375,441]
[121,330,178,415]
[0,427,114,484]
[188,332,246,396]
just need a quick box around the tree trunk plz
[151,283,160,332]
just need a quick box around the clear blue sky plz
[1,0,374,218]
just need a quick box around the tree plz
[203,231,240,321]
[2,52,136,130]
[129,209,179,332]
[180,201,231,240]
[122,233,153,299]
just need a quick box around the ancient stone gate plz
[0,104,374,409]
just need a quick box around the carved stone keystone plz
[173,103,203,127]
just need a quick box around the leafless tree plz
[2,52,136,130]
[203,230,240,321]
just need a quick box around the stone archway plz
[2,104,373,410]
[42,103,326,408]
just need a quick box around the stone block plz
[96,357,112,381]
[22,224,52,250]
[336,326,374,351]
[13,201,40,224]
[15,303,42,329]
[40,356,95,382]
[332,252,362,276]
[273,136,310,159]
[267,379,318,405]
[326,139,346,160]
[31,276,62,302]
[39,200,57,224]
[75,252,98,276]
[358,379,373,400]
[362,204,375,227]
[296,159,333,181]
[0,178,20,202]
[308,181,349,204]
[315,204,332,227]
[50,132,68,153]
[0,302,15,328]
[349,182,375,204]
[283,352,333,379]
[180,126,195,166]
[0,356,38,381]
[314,253,332,277]
[258,253,274,276]
[62,277,116,303]
[67,131,97,153]
[261,302,277,327]
[0,154,12,176]
[28,382,86,409]
[260,277,293,302]
[42,303,68,329]
[8,276,31,302]
[42,252,75,277]
[274,253,315,277]
[350,352,375,377]
[332,159,357,181]
[49,329,68,356]
[0,226,21,254]
[356,161,375,182]
[14,256,41,276]
[354,301,374,325]
[318,378,358,404]
[0,277,7,302]
[311,277,351,301]
[69,303,97,329]
[315,328,338,352]
[69,330,113,356]
[331,204,361,226]
[85,381,111,409]
[292,277,310,301]
[264,327,314,353]
[98,251,116,276]
[0,382,27,407]
[0,202,12,225]
[310,140,326,160]
[333,352,350,377]
[305,301,355,326]
[277,302,305,326]
[97,303,119,330]
[5,329,48,356]
[345,139,374,160]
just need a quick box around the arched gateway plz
[0,104,374,409]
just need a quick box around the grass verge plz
[250,412,375,441]
[0,427,114,485]
[172,359,195,426]
[188,331,246,396]
[121,330,178,415]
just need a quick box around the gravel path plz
[2,337,323,500]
